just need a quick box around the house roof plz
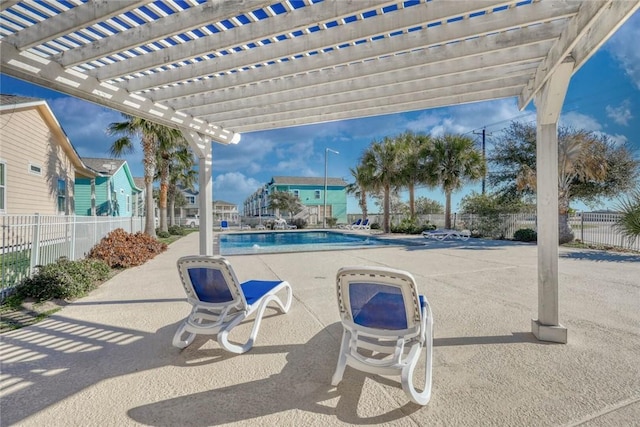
[82,158,126,175]
[82,157,143,192]
[0,94,41,106]
[1,1,636,148]
[133,177,145,189]
[271,176,348,187]
[213,200,237,207]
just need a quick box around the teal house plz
[75,158,143,217]
[244,176,348,225]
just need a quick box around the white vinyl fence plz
[1,214,145,294]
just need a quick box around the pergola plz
[1,0,638,343]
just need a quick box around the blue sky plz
[2,13,639,214]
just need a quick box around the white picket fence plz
[1,214,145,293]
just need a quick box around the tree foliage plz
[268,191,302,218]
[414,197,444,214]
[489,121,639,243]
[424,134,486,229]
[614,189,640,245]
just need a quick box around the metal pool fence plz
[1,214,145,295]
[348,212,639,252]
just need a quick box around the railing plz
[1,214,145,294]
[346,212,639,251]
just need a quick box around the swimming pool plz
[219,231,401,255]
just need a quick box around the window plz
[57,178,66,213]
[0,162,6,212]
[29,163,42,175]
[186,195,196,204]
[126,195,131,212]
[314,190,321,199]
[293,190,299,198]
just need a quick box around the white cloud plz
[213,172,262,205]
[606,13,640,90]
[605,100,633,126]
[560,112,629,146]
[560,111,603,132]
[405,98,534,137]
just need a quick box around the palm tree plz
[155,135,190,232]
[425,134,486,229]
[346,165,371,221]
[107,114,179,237]
[397,131,432,218]
[360,137,403,233]
[166,148,197,226]
[614,189,640,245]
[516,129,607,243]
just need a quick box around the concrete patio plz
[1,232,638,426]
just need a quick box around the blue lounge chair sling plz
[173,256,293,353]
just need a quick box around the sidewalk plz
[1,232,639,426]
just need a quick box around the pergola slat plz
[122,0,578,93]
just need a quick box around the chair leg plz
[331,329,350,386]
[217,284,293,354]
[401,311,433,405]
[172,321,196,349]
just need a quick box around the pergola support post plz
[181,130,213,256]
[531,58,573,343]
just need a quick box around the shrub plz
[168,225,185,236]
[88,228,167,268]
[391,217,436,234]
[326,217,338,228]
[15,257,111,302]
[370,222,380,230]
[513,228,537,242]
[157,230,170,238]
[290,218,307,229]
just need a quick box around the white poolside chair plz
[354,218,370,230]
[173,255,292,354]
[422,229,470,241]
[347,219,362,229]
[332,266,434,405]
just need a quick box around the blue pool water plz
[219,231,400,255]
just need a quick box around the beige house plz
[0,95,95,215]
[213,200,239,223]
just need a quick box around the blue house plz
[75,158,143,216]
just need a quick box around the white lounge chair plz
[332,266,434,405]
[354,218,370,230]
[173,255,293,354]
[422,228,470,241]
[274,218,287,230]
[347,219,362,229]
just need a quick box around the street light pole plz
[323,148,339,228]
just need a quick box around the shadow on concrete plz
[0,314,184,426]
[434,332,546,347]
[397,238,531,252]
[129,322,423,426]
[560,250,640,263]
[69,298,186,306]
